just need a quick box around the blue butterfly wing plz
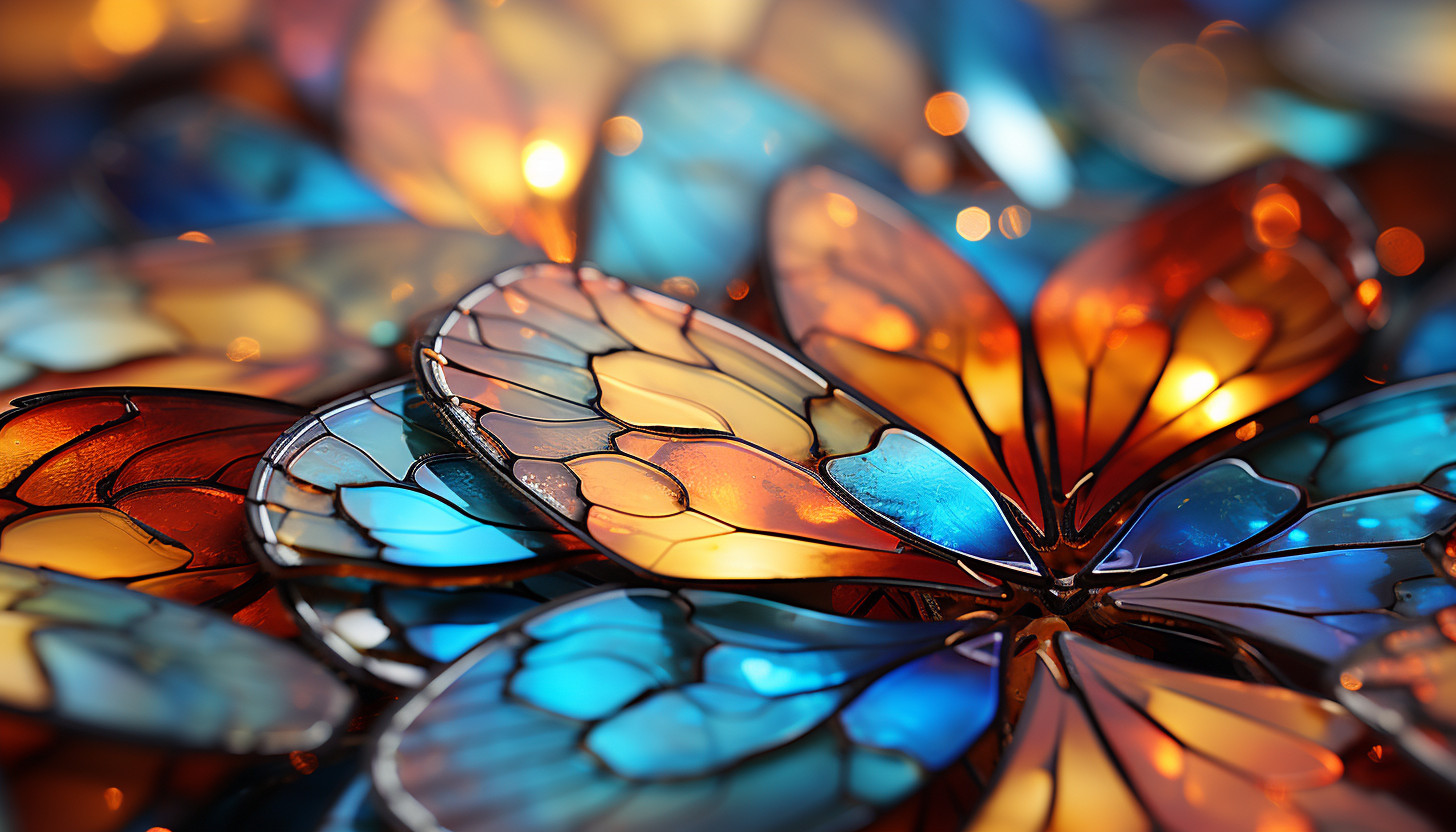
[373,587,1003,832]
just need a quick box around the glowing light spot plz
[177,230,214,244]
[91,0,166,55]
[289,750,319,774]
[522,140,567,192]
[1252,186,1301,249]
[824,192,858,227]
[601,116,643,156]
[928,329,951,350]
[1353,278,1382,310]
[660,276,698,299]
[1114,304,1148,327]
[1340,673,1363,691]
[103,788,123,811]
[146,828,173,832]
[924,91,969,136]
[1203,389,1235,423]
[956,207,991,241]
[1376,227,1424,276]
[727,279,750,301]
[1179,369,1217,404]
[333,608,390,649]
[1254,809,1313,832]
[1197,19,1248,49]
[1368,744,1383,762]
[859,305,919,352]
[1288,529,1309,544]
[1151,735,1185,778]
[390,282,415,302]
[1357,517,1380,529]
[1235,421,1262,441]
[998,205,1031,239]
[225,336,260,362]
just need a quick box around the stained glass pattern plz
[417,263,1018,587]
[0,222,537,407]
[0,388,300,630]
[373,587,1002,832]
[966,634,1434,832]
[0,563,352,751]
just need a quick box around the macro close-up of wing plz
[373,587,1003,832]
[418,263,1037,586]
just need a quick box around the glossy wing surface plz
[0,388,302,631]
[0,221,536,407]
[1035,160,1378,538]
[0,563,351,752]
[966,635,1435,832]
[1334,606,1456,786]
[418,263,1036,584]
[373,587,1002,832]
[768,167,1048,540]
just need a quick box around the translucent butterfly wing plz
[0,389,300,621]
[417,263,1037,584]
[768,167,1049,541]
[1035,159,1379,538]
[373,587,1002,832]
[966,634,1436,832]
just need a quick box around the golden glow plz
[1235,421,1262,441]
[601,115,643,156]
[1356,278,1382,308]
[1150,734,1186,779]
[226,336,261,362]
[1252,187,1302,249]
[727,279,750,301]
[1179,369,1218,404]
[1339,672,1363,691]
[957,207,992,241]
[1254,810,1314,832]
[999,205,1032,239]
[104,787,124,811]
[925,91,970,135]
[1203,388,1236,423]
[177,230,214,244]
[91,0,166,55]
[522,140,568,192]
[824,192,858,227]
[1376,227,1424,276]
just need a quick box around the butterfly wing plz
[0,388,303,630]
[1334,605,1456,786]
[1088,376,1456,680]
[1035,159,1379,539]
[416,263,1037,585]
[372,586,1002,832]
[767,166,1049,540]
[248,380,613,685]
[0,221,537,407]
[966,634,1436,832]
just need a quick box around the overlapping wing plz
[1334,605,1456,786]
[0,221,536,407]
[767,167,1048,541]
[373,587,1002,832]
[0,388,302,632]
[966,634,1435,832]
[248,380,612,685]
[1036,160,1378,539]
[416,263,1037,585]
[1088,376,1456,679]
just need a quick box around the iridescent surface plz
[419,264,999,589]
[0,563,351,752]
[0,389,299,630]
[1091,460,1301,574]
[769,167,1046,539]
[965,635,1433,832]
[249,381,585,579]
[1335,606,1456,786]
[1035,160,1376,537]
[825,429,1040,575]
[0,222,537,407]
[1246,489,1456,556]
[1112,545,1450,662]
[374,587,1000,832]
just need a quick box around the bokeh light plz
[957,206,992,241]
[1376,227,1425,275]
[925,91,970,135]
[602,115,644,156]
[522,140,568,193]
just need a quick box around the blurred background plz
[0,0,1453,408]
